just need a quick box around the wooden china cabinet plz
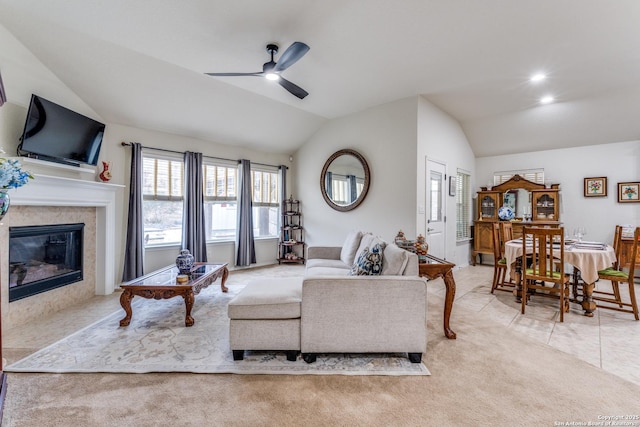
[472,174,561,265]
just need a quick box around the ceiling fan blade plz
[273,42,310,72]
[278,76,309,99]
[205,72,263,77]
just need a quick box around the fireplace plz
[9,223,84,302]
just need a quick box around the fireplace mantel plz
[8,174,124,295]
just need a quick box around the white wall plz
[417,96,476,267]
[0,23,102,120]
[1,26,292,282]
[295,97,418,246]
[476,140,640,244]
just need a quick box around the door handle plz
[427,228,434,232]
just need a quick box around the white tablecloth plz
[504,240,616,284]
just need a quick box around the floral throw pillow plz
[349,243,383,276]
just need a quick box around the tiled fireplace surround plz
[1,174,121,329]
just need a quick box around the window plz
[456,170,471,240]
[142,155,184,246]
[204,163,237,241]
[252,168,279,238]
[141,156,280,245]
[330,175,349,205]
[429,171,443,222]
[329,174,363,205]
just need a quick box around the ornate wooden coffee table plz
[119,263,229,327]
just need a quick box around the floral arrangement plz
[622,185,638,199]
[588,180,602,193]
[0,158,33,189]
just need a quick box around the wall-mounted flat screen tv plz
[19,94,105,167]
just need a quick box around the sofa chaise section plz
[228,277,303,362]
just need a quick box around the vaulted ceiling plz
[1,0,639,157]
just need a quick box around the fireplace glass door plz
[9,223,84,301]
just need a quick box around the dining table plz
[504,238,616,317]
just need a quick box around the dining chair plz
[521,226,570,322]
[571,225,621,303]
[593,226,639,320]
[490,223,508,293]
[492,222,516,293]
[500,222,514,252]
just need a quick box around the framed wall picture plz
[618,182,640,203]
[449,176,456,196]
[584,177,607,197]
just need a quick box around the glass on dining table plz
[573,227,586,242]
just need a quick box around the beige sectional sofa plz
[228,231,428,364]
[301,231,427,363]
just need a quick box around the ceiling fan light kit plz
[206,42,310,99]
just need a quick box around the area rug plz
[5,282,429,376]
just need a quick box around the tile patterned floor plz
[3,264,639,387]
[448,264,640,387]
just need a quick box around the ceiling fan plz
[205,42,310,99]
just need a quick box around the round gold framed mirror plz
[320,149,370,212]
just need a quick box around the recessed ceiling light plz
[540,95,554,104]
[530,73,547,83]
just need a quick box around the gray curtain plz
[279,165,287,204]
[182,151,207,262]
[236,159,256,266]
[279,165,288,259]
[0,67,6,106]
[122,142,144,281]
[348,174,357,203]
[325,171,333,198]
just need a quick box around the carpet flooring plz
[2,264,639,426]
[5,278,428,375]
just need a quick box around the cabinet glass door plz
[480,195,496,219]
[534,194,555,220]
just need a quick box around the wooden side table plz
[418,254,457,339]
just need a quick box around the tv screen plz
[19,94,105,167]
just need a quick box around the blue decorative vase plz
[0,191,10,221]
[498,206,515,221]
[176,249,195,275]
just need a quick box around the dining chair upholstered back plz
[594,226,639,320]
[490,223,509,294]
[521,226,570,322]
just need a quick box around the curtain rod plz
[120,141,287,169]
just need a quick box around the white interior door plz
[426,159,446,259]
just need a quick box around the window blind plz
[142,157,183,200]
[204,164,237,201]
[252,170,279,206]
[456,170,471,240]
[493,168,545,185]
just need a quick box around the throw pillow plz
[354,233,387,265]
[381,243,409,275]
[349,243,383,276]
[340,230,363,266]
